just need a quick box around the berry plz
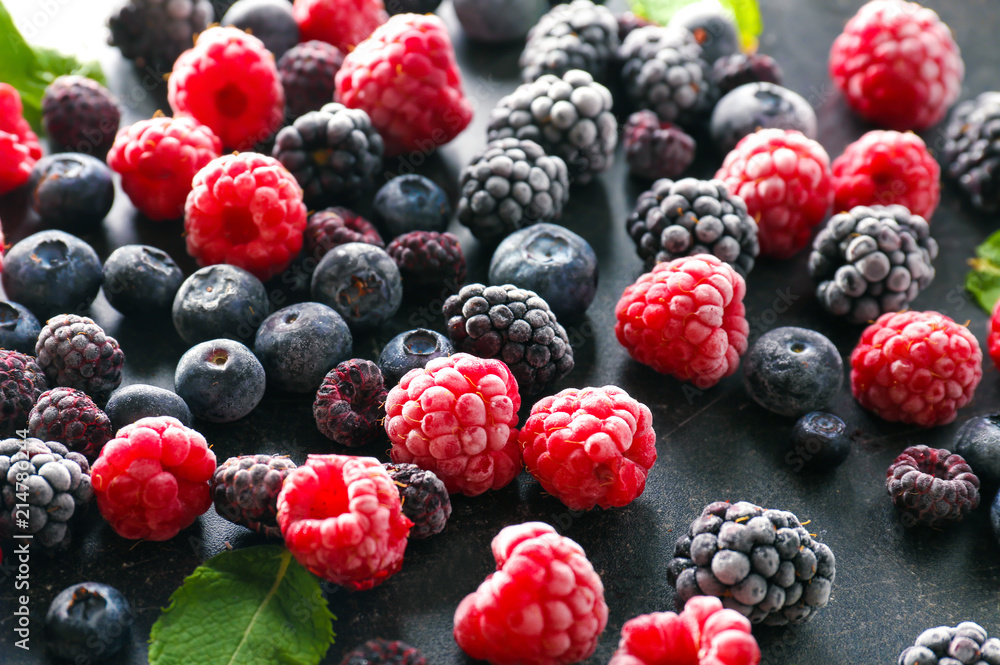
[386,231,466,292]
[311,242,403,331]
[377,328,455,387]
[211,454,297,538]
[488,223,598,320]
[850,311,982,427]
[41,76,121,157]
[293,0,387,53]
[221,0,300,60]
[808,205,938,323]
[172,264,270,346]
[715,129,833,260]
[453,522,608,665]
[336,14,472,156]
[374,175,451,237]
[45,583,133,662]
[0,349,48,437]
[277,454,412,589]
[712,52,784,97]
[899,622,1000,665]
[2,230,103,318]
[384,462,451,539]
[107,0,212,72]
[615,254,749,389]
[28,387,113,459]
[91,416,215,541]
[384,353,522,496]
[254,302,353,393]
[668,1,740,63]
[953,415,1000,488]
[104,384,193,431]
[994,494,1000,549]
[0,301,41,354]
[386,0,440,13]
[184,152,308,281]
[175,339,266,423]
[453,0,547,43]
[518,0,620,83]
[943,92,1000,212]
[622,110,696,181]
[339,639,428,665]
[102,245,185,318]
[277,41,345,120]
[742,327,844,418]
[886,445,980,527]
[36,315,125,405]
[305,208,384,262]
[829,0,963,131]
[443,283,574,395]
[788,412,850,473]
[0,83,42,195]
[617,12,654,41]
[28,153,115,231]
[710,83,817,154]
[168,27,285,150]
[313,359,387,446]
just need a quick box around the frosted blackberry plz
[625,177,758,276]
[668,500,836,625]
[457,138,570,243]
[384,462,451,539]
[211,454,297,538]
[898,622,1000,665]
[0,349,48,438]
[943,92,1000,212]
[519,0,620,83]
[108,0,212,72]
[443,283,574,395]
[808,205,938,324]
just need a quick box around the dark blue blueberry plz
[172,264,270,345]
[488,223,598,320]
[29,153,114,230]
[378,328,454,387]
[175,339,266,423]
[452,0,547,42]
[373,175,451,238]
[953,414,1000,488]
[743,327,843,418]
[102,245,184,317]
[788,412,850,473]
[668,1,740,63]
[1,230,103,317]
[45,582,133,663]
[221,0,299,59]
[0,300,41,353]
[311,242,403,331]
[253,302,353,393]
[710,83,817,153]
[104,384,193,430]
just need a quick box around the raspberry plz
[107,116,222,221]
[312,359,387,446]
[0,349,48,438]
[615,254,749,389]
[623,111,696,181]
[383,462,451,539]
[886,445,980,528]
[336,14,473,156]
[211,454,297,538]
[0,83,42,195]
[990,299,1000,371]
[276,454,412,590]
[36,315,125,405]
[90,416,216,541]
[715,129,833,260]
[277,40,345,120]
[453,522,608,665]
[339,639,427,665]
[831,130,940,221]
[386,231,466,291]
[850,311,983,427]
[384,353,522,497]
[41,76,121,157]
[609,596,761,665]
[28,387,113,459]
[828,0,963,131]
[519,386,656,511]
[184,152,307,281]
[304,208,384,262]
[168,27,285,150]
[293,0,387,53]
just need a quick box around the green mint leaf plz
[626,0,763,52]
[966,229,1000,313]
[149,545,335,665]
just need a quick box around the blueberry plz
[175,339,266,423]
[253,302,353,393]
[710,82,818,153]
[45,582,133,662]
[221,0,299,59]
[953,414,1000,487]
[743,327,843,418]
[311,242,403,331]
[488,223,598,320]
[378,328,455,387]
[0,300,41,353]
[668,1,740,63]
[453,0,548,42]
[29,153,115,230]
[172,264,270,345]
[104,384,193,430]
[992,491,1000,548]
[1,230,103,317]
[373,175,451,237]
[788,412,850,473]
[385,0,442,16]
[102,245,184,317]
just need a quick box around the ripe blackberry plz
[41,76,121,157]
[313,359,387,446]
[887,445,980,527]
[808,205,938,323]
[712,52,784,97]
[386,231,466,291]
[443,283,574,395]
[384,462,452,539]
[943,92,1000,213]
[28,388,112,459]
[668,500,836,626]
[304,208,383,261]
[0,349,48,438]
[519,0,620,83]
[899,622,1000,665]
[211,454,297,538]
[622,110,695,180]
[339,639,427,665]
[277,41,345,121]
[625,177,758,276]
[108,0,213,72]
[36,315,125,404]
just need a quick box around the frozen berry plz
[898,622,1000,665]
[293,0,387,53]
[107,0,212,72]
[172,264,270,346]
[712,52,784,96]
[211,454,297,538]
[386,231,466,292]
[28,154,115,231]
[41,76,121,157]
[374,175,451,238]
[384,462,451,539]
[277,41,345,120]
[304,208,384,262]
[45,583,133,663]
[254,303,353,393]
[623,110,696,181]
[453,0,547,43]
[788,412,850,474]
[221,0,300,59]
[312,359,387,446]
[36,315,125,405]
[0,83,42,196]
[377,328,455,387]
[518,0,620,83]
[28,387,113,459]
[0,349,48,438]
[742,327,843,418]
[102,245,185,318]
[2,230,103,318]
[667,1,740,63]
[311,242,403,331]
[0,301,41,355]
[710,83,817,154]
[943,92,1000,213]
[104,384,193,431]
[339,639,428,665]
[953,415,1000,488]
[887,445,980,527]
[175,339,266,423]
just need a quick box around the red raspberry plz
[715,129,833,260]
[828,0,963,131]
[453,522,608,665]
[107,116,222,221]
[184,152,307,281]
[0,83,42,195]
[615,254,749,389]
[90,416,216,541]
[276,454,412,590]
[384,353,522,497]
[988,298,1000,370]
[168,27,285,150]
[336,14,473,157]
[293,0,387,53]
[850,311,983,427]
[519,386,656,511]
[831,130,940,221]
[608,596,761,665]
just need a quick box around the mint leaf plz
[967,231,1000,313]
[626,0,763,53]
[149,546,335,665]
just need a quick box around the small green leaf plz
[626,0,763,53]
[965,229,1000,313]
[149,545,335,665]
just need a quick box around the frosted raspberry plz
[90,416,216,541]
[453,522,608,665]
[519,386,656,511]
[850,311,983,427]
[293,0,387,53]
[276,454,412,590]
[168,27,285,150]
[0,83,42,195]
[184,152,307,281]
[989,299,1000,371]
[615,254,749,389]
[384,353,522,497]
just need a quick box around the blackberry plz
[0,349,48,438]
[0,438,93,550]
[36,315,125,405]
[887,445,980,527]
[457,138,570,243]
[668,500,836,626]
[899,622,1000,665]
[943,92,1000,212]
[712,52,784,97]
[277,41,345,121]
[211,454,297,538]
[443,283,574,395]
[28,387,113,459]
[41,76,121,157]
[625,177,758,276]
[339,639,427,665]
[313,359,387,447]
[272,102,383,207]
[808,205,938,324]
[304,208,384,261]
[488,70,617,184]
[622,110,695,180]
[519,0,620,83]
[107,0,213,73]
[386,231,467,291]
[384,462,452,539]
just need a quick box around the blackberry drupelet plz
[0,349,48,438]
[339,639,428,665]
[28,387,112,459]
[277,41,345,121]
[712,52,784,97]
[622,110,695,180]
[943,92,1000,212]
[898,622,1000,665]
[313,359,387,447]
[887,445,980,527]
[36,315,125,404]
[211,454,297,538]
[384,462,452,539]
[519,0,620,83]
[386,231,466,291]
[41,76,121,157]
[107,0,212,73]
